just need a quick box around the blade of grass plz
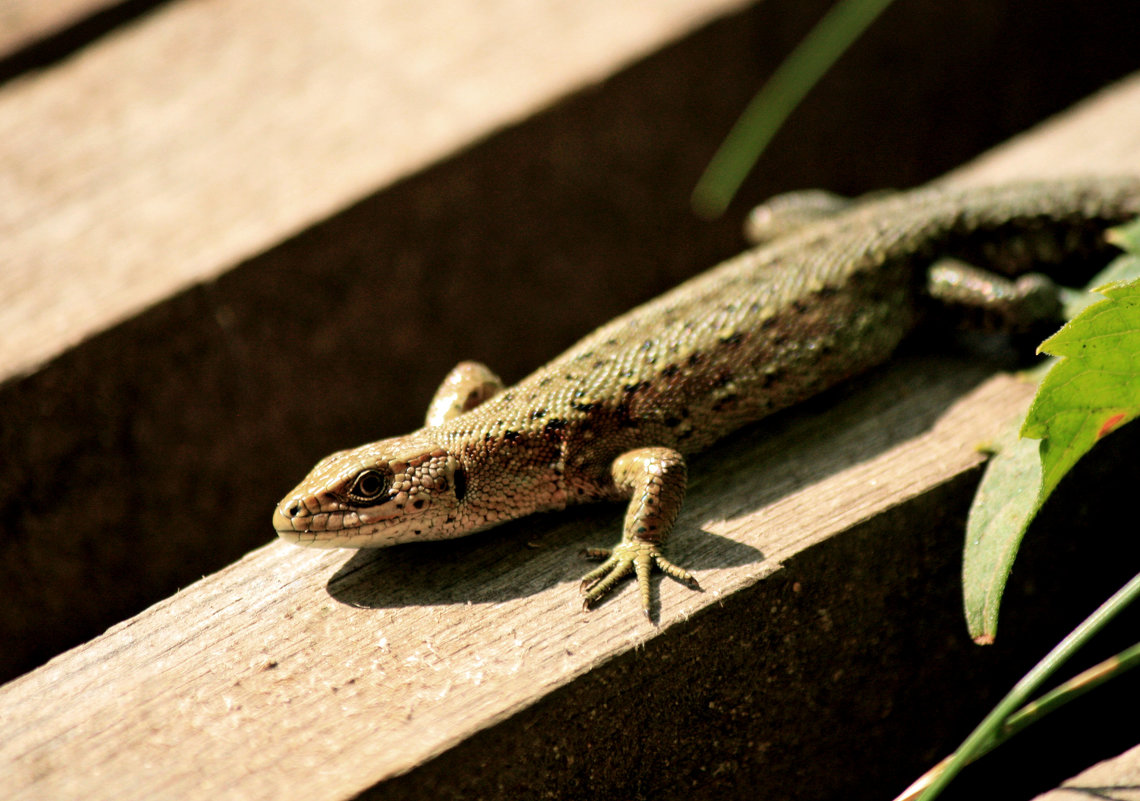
[1000,641,1140,740]
[911,571,1140,800]
[691,0,897,218]
[893,640,1140,801]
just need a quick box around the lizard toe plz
[579,541,699,612]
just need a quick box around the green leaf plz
[962,247,1140,643]
[1022,278,1140,500]
[1061,253,1140,319]
[1106,216,1140,253]
[962,427,1043,644]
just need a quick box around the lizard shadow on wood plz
[324,349,1003,611]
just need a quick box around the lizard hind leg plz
[580,447,700,617]
[926,259,1063,334]
[744,189,855,246]
[424,361,505,427]
[744,188,894,246]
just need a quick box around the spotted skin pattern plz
[275,177,1140,616]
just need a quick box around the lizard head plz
[272,432,470,547]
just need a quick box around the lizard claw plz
[579,541,699,615]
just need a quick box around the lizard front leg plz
[424,361,504,426]
[581,447,700,616]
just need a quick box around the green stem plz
[917,571,1140,800]
[691,0,897,218]
[998,640,1140,744]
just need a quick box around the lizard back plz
[442,177,1140,483]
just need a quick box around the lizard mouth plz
[272,505,296,535]
[272,504,406,547]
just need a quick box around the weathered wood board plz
[2,0,1140,798]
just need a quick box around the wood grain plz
[4,0,1136,688]
[1035,742,1140,801]
[0,0,779,689]
[0,0,750,380]
[0,0,122,56]
[5,70,1140,796]
[2,0,1140,797]
[0,360,1034,801]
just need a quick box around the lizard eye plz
[347,469,390,505]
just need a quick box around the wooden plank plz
[0,363,1037,801]
[0,0,774,684]
[3,0,1140,796]
[4,68,1140,801]
[0,0,122,56]
[4,0,1135,688]
[1036,743,1140,801]
[0,0,751,381]
[944,73,1140,186]
[0,1,173,87]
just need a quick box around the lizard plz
[273,176,1140,617]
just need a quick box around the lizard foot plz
[579,541,700,617]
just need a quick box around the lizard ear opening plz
[453,465,468,502]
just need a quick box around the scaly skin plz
[274,177,1140,616]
